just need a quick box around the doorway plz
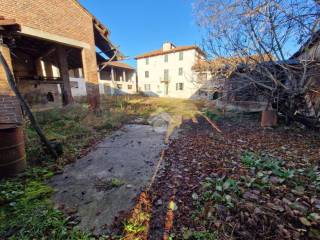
[163,83,169,96]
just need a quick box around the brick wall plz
[0,45,22,125]
[0,0,100,108]
[0,0,95,45]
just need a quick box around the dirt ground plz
[11,96,319,240]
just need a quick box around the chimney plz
[162,42,175,51]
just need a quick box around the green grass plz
[1,96,164,239]
[182,230,218,240]
[0,167,92,240]
[204,110,222,122]
[1,96,205,239]
[25,96,156,165]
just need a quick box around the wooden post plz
[123,70,126,82]
[111,67,115,82]
[111,67,115,95]
[81,48,100,110]
[56,45,73,106]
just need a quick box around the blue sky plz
[79,0,202,66]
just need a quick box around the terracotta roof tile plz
[135,45,205,59]
[192,55,273,72]
[102,61,135,70]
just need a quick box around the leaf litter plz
[145,114,320,240]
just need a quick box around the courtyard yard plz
[0,96,320,240]
[0,0,319,239]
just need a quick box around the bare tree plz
[194,0,320,125]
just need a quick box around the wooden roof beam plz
[0,17,21,32]
[0,19,18,26]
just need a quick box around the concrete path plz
[50,123,167,235]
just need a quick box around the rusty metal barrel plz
[0,125,27,178]
[261,110,278,127]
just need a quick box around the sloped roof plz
[0,16,21,32]
[100,61,135,71]
[135,45,205,59]
[192,54,273,72]
[291,30,320,59]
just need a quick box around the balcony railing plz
[160,76,171,83]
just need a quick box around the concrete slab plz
[50,124,167,235]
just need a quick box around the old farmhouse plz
[136,42,207,99]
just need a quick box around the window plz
[212,92,222,100]
[47,92,54,102]
[117,84,122,89]
[164,69,169,81]
[198,73,207,82]
[128,85,133,90]
[176,83,184,91]
[144,84,151,91]
[178,68,183,76]
[100,70,110,80]
[69,68,81,78]
[179,52,184,61]
[69,69,75,78]
[146,58,149,65]
[74,69,80,78]
[145,71,149,78]
[70,81,79,88]
[164,54,168,62]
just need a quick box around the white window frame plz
[164,54,168,62]
[179,52,184,61]
[178,68,183,76]
[164,69,169,81]
[144,84,151,91]
[176,83,184,91]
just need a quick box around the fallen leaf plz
[299,217,312,226]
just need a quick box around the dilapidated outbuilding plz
[192,55,272,111]
[290,30,320,123]
[99,61,137,96]
[0,0,122,127]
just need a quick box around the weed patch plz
[0,168,91,239]
[182,229,218,240]
[204,110,222,122]
[6,96,169,239]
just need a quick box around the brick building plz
[0,0,122,126]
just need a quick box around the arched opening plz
[47,92,54,102]
[212,92,222,100]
